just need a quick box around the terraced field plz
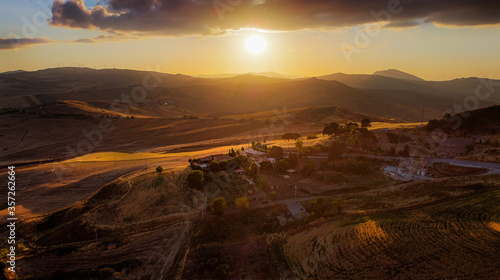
[284,188,500,279]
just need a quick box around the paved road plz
[306,153,500,174]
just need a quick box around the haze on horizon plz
[1,0,500,80]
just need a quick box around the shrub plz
[301,161,316,177]
[259,160,273,171]
[208,160,222,172]
[187,170,205,189]
[269,146,284,159]
[156,166,163,173]
[307,134,318,140]
[235,197,250,211]
[269,191,278,201]
[210,197,227,216]
[274,159,290,174]
[332,198,346,213]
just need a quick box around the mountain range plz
[1,68,498,122]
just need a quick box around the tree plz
[323,122,339,137]
[310,198,330,217]
[210,197,227,216]
[269,191,278,201]
[235,197,250,211]
[282,132,301,141]
[288,152,298,167]
[208,160,222,172]
[399,144,410,157]
[247,162,258,177]
[274,159,290,174]
[269,145,284,159]
[301,161,315,177]
[328,142,345,160]
[361,118,371,128]
[323,126,334,137]
[187,170,205,189]
[259,160,273,171]
[295,138,304,152]
[331,198,346,213]
[156,166,163,173]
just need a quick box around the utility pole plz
[421,109,424,127]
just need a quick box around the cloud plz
[50,0,500,36]
[0,37,53,49]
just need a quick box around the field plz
[283,178,500,279]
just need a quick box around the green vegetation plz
[156,166,163,173]
[268,145,284,159]
[210,197,227,216]
[282,132,301,141]
[361,118,371,128]
[301,161,316,177]
[274,159,290,174]
[331,198,346,212]
[187,170,205,189]
[295,138,304,152]
[235,197,250,211]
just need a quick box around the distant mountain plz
[194,71,297,79]
[373,69,424,81]
[1,69,26,75]
[2,67,499,122]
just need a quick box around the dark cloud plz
[50,0,500,36]
[0,37,52,49]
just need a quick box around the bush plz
[156,166,163,173]
[301,161,316,177]
[254,176,269,192]
[187,170,205,189]
[208,160,222,172]
[235,197,250,211]
[307,134,318,140]
[332,198,346,212]
[210,197,227,216]
[269,191,278,201]
[269,146,284,159]
[274,159,290,174]
[259,160,273,171]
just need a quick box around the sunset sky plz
[1,0,499,80]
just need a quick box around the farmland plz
[283,180,500,279]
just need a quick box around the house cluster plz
[194,154,233,168]
[242,148,276,164]
[384,158,429,181]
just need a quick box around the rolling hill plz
[1,67,499,122]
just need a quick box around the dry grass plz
[283,186,500,279]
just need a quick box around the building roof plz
[243,148,267,156]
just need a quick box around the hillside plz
[373,69,424,81]
[2,67,499,122]
[426,105,500,135]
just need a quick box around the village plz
[184,121,496,226]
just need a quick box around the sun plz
[245,35,267,54]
